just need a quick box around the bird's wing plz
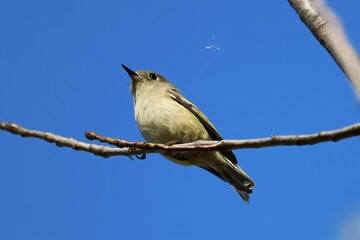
[167,88,237,164]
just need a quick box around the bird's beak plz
[121,64,138,78]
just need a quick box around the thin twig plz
[288,0,360,93]
[1,122,359,158]
[0,122,132,158]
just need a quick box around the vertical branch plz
[289,0,360,93]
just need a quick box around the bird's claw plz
[128,143,146,160]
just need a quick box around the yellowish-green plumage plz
[122,65,255,203]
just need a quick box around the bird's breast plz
[134,94,210,144]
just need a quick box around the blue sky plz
[1,0,360,239]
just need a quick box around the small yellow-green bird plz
[122,65,255,203]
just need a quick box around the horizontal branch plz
[1,122,360,158]
[0,122,129,158]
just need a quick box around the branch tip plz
[85,131,97,140]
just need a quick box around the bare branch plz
[288,0,360,93]
[1,122,360,159]
[0,122,133,158]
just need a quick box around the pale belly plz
[135,97,210,144]
[134,92,216,167]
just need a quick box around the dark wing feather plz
[168,88,237,164]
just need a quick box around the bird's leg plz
[128,142,147,160]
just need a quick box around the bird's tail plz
[217,158,255,203]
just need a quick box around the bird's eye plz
[149,73,157,80]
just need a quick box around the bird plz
[122,64,255,203]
